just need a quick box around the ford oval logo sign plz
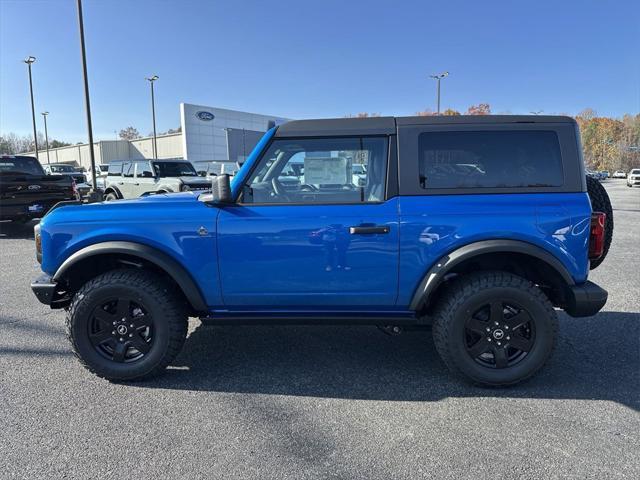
[28,184,41,190]
[195,111,215,121]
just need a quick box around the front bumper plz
[31,273,59,306]
[564,281,608,317]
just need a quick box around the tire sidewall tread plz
[65,269,188,382]
[432,271,558,387]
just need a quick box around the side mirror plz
[200,174,233,205]
[198,170,207,177]
[141,171,154,178]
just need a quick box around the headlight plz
[34,223,42,264]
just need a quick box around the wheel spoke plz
[129,334,151,354]
[507,333,534,352]
[132,314,152,329]
[490,301,504,323]
[493,347,508,368]
[89,329,112,346]
[94,309,116,328]
[115,299,130,320]
[466,338,490,358]
[112,342,127,362]
[504,311,531,330]
[466,317,488,335]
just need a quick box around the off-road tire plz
[104,192,118,201]
[432,271,558,387]
[65,269,188,381]
[586,175,613,269]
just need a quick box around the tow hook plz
[378,325,403,336]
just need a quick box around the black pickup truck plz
[0,155,77,223]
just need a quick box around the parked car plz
[585,169,605,181]
[612,170,627,179]
[103,159,211,200]
[31,115,612,386]
[600,171,610,179]
[43,163,91,197]
[0,155,76,222]
[627,168,640,187]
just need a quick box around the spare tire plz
[586,176,613,269]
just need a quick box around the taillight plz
[71,178,79,199]
[589,212,606,260]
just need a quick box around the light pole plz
[146,75,159,158]
[24,56,39,159]
[76,0,101,199]
[429,71,449,114]
[41,111,50,164]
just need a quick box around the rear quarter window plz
[418,130,563,189]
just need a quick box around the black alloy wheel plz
[89,297,154,363]
[464,300,535,369]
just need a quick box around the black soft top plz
[275,115,576,138]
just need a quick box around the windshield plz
[50,165,76,173]
[153,161,197,177]
[0,157,44,175]
[631,169,640,175]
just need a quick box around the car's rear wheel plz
[432,271,558,386]
[66,269,188,381]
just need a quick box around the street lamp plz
[146,75,159,159]
[41,111,50,164]
[429,71,449,114]
[23,56,39,159]
[76,0,101,200]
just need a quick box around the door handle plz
[133,183,139,186]
[349,225,390,235]
[118,182,124,185]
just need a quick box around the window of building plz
[418,130,563,190]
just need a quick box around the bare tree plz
[118,126,141,141]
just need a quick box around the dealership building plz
[29,103,289,171]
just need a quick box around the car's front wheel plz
[432,271,557,386]
[66,269,188,381]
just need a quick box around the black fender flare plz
[409,239,575,311]
[53,241,208,313]
[104,186,123,199]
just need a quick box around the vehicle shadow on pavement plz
[140,311,640,410]
[0,220,37,240]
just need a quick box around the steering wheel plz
[271,178,291,202]
[299,184,318,192]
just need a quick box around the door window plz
[135,161,154,178]
[242,136,388,204]
[122,163,134,177]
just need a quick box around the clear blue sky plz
[1,0,638,143]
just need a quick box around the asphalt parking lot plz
[1,181,638,479]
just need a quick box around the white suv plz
[627,169,640,187]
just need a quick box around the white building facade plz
[29,103,289,171]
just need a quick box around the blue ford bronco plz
[31,115,612,386]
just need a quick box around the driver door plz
[216,135,399,308]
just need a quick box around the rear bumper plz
[31,273,58,306]
[564,281,608,317]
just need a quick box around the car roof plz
[275,115,576,138]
